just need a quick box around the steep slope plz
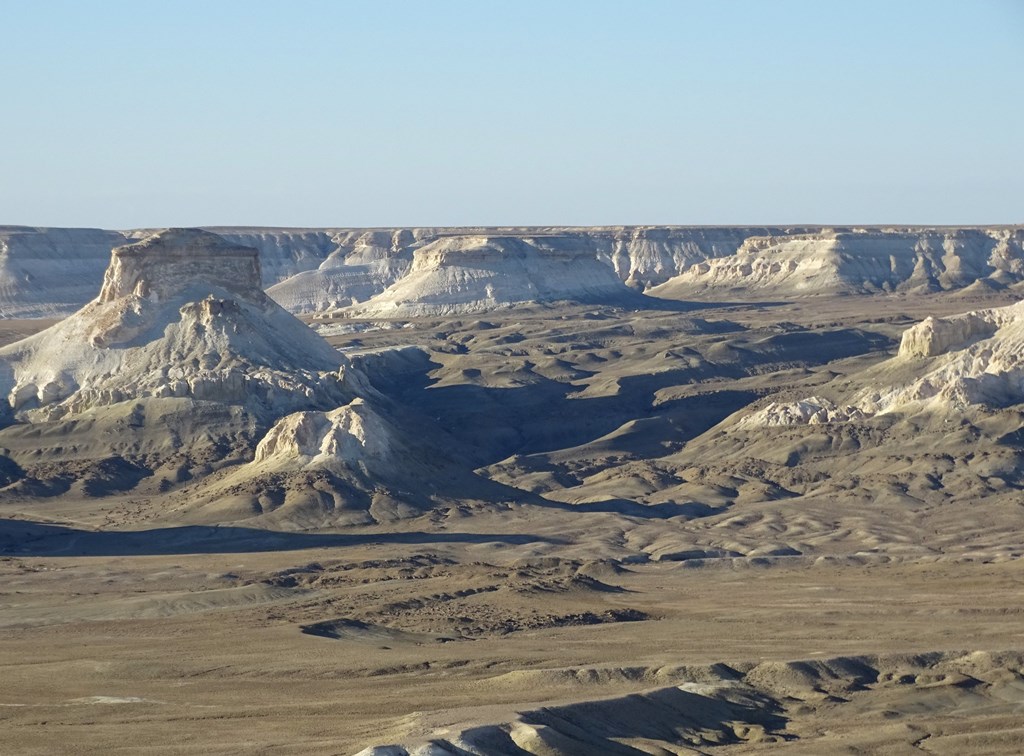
[0,228,516,522]
[594,225,794,289]
[0,228,350,424]
[652,228,1024,298]
[0,226,807,316]
[864,299,1024,413]
[263,231,418,312]
[0,229,363,497]
[174,392,513,527]
[742,298,1024,427]
[347,235,641,317]
[5,225,1024,318]
[218,228,423,310]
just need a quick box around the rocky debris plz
[739,397,867,427]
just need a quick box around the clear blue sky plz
[2,0,1021,228]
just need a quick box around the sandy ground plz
[1,538,1024,754]
[2,290,1024,753]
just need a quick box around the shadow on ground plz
[0,518,566,557]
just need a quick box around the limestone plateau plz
[1,224,1022,317]
[3,225,1024,755]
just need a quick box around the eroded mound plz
[348,235,640,317]
[653,228,1024,298]
[357,649,1024,755]
[744,298,1024,427]
[0,228,350,424]
[0,229,378,499]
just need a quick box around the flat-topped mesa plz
[0,228,354,423]
[348,235,637,316]
[99,228,262,303]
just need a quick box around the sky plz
[2,0,1022,228]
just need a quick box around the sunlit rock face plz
[252,399,395,472]
[652,228,1024,297]
[866,300,1024,411]
[4,225,1024,317]
[897,306,1019,358]
[98,228,264,302]
[0,225,812,316]
[741,299,1024,427]
[347,235,639,317]
[0,228,350,423]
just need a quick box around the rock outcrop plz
[3,225,1024,318]
[0,228,350,423]
[897,307,1016,358]
[251,399,394,472]
[864,299,1024,412]
[742,299,1024,426]
[652,228,1024,297]
[347,235,639,317]
[0,228,516,517]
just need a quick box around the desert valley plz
[0,224,1022,753]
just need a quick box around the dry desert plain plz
[1,229,1024,753]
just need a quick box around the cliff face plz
[2,226,1023,318]
[652,228,1024,297]
[0,229,488,521]
[870,299,1024,411]
[99,228,263,302]
[0,229,349,423]
[898,311,1004,358]
[0,226,806,316]
[742,297,1024,427]
[348,235,638,317]
[242,226,806,313]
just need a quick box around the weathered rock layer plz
[9,225,1022,318]
[0,229,350,423]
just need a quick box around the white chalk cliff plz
[0,229,350,422]
[0,228,470,515]
[2,225,1024,318]
[251,398,395,474]
[0,225,815,317]
[347,235,637,317]
[652,228,1024,297]
[743,299,1024,426]
[864,300,1024,412]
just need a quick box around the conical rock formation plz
[0,229,350,423]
